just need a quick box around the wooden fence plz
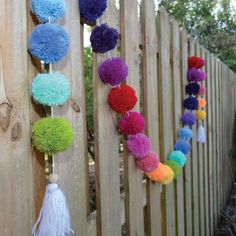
[1,0,236,235]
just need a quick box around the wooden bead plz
[48,173,59,183]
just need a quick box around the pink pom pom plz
[127,134,151,159]
[136,152,160,172]
[198,85,206,95]
[119,112,145,135]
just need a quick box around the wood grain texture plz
[157,8,176,236]
[170,20,185,236]
[92,1,121,236]
[120,1,145,235]
[189,38,199,236]
[195,43,205,236]
[53,1,89,235]
[180,29,193,236]
[0,1,34,235]
[140,1,161,236]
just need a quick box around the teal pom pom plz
[32,72,70,106]
[178,127,193,140]
[169,151,187,167]
[30,0,66,23]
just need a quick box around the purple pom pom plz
[187,68,201,82]
[181,112,196,126]
[185,83,200,95]
[90,23,119,53]
[99,57,128,86]
[183,96,198,110]
[127,134,151,159]
[199,71,206,81]
[174,140,191,155]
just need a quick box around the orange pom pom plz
[196,110,207,120]
[145,163,174,184]
[198,98,207,108]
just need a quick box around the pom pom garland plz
[30,0,66,23]
[181,112,196,126]
[99,57,128,86]
[187,68,201,82]
[108,85,137,114]
[188,56,205,69]
[174,140,191,155]
[169,151,187,168]
[183,96,198,110]
[118,112,145,135]
[32,72,70,106]
[145,163,174,184]
[32,117,74,155]
[198,98,207,108]
[198,85,206,95]
[185,82,200,95]
[29,23,69,64]
[127,134,151,159]
[79,0,107,24]
[90,24,119,53]
[196,110,207,120]
[177,127,193,140]
[164,160,182,179]
[136,152,160,172]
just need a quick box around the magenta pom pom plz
[187,68,201,82]
[119,112,145,135]
[198,85,206,95]
[199,71,206,81]
[127,134,151,159]
[181,112,196,126]
[136,152,160,172]
[99,57,128,86]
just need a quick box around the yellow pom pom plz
[196,110,207,120]
[198,98,207,108]
[145,163,174,184]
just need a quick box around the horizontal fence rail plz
[0,1,236,235]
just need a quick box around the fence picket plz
[140,1,162,235]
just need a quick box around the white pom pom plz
[197,122,206,143]
[32,183,73,236]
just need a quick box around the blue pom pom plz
[90,23,119,53]
[174,140,191,155]
[29,24,69,64]
[183,96,198,110]
[30,0,66,23]
[32,72,70,106]
[169,151,187,167]
[79,0,107,23]
[178,127,193,140]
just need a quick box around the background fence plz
[1,0,236,235]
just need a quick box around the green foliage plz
[84,47,94,133]
[32,117,74,154]
[157,0,236,71]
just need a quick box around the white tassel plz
[197,122,206,143]
[32,183,73,236]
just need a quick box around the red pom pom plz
[108,85,137,114]
[188,56,205,69]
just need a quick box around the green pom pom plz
[32,117,74,154]
[164,160,182,179]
